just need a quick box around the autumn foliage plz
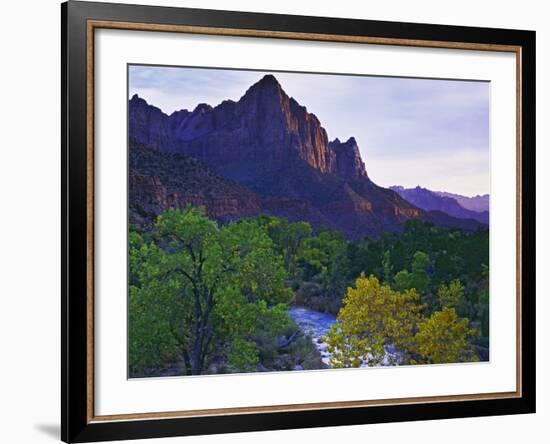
[326,275,479,367]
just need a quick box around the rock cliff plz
[129,74,485,238]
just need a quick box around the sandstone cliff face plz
[176,74,338,176]
[130,75,368,183]
[129,74,482,238]
[129,95,179,153]
[329,137,367,180]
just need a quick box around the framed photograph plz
[62,1,535,442]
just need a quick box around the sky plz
[129,65,490,197]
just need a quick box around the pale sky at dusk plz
[129,65,490,197]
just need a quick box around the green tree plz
[129,207,292,375]
[393,250,430,293]
[129,229,182,372]
[414,307,479,364]
[476,264,490,341]
[346,238,384,281]
[382,249,393,284]
[437,279,464,309]
[325,274,423,367]
[478,289,489,339]
[299,229,348,291]
[393,270,414,293]
[258,216,312,278]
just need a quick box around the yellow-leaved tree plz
[437,279,464,310]
[414,307,479,364]
[325,274,423,367]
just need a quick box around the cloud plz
[129,65,262,111]
[368,149,490,196]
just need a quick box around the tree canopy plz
[128,210,489,375]
[325,274,423,367]
[325,274,479,367]
[414,307,479,364]
[129,207,292,375]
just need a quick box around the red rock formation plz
[128,74,483,238]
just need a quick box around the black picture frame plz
[61,1,536,442]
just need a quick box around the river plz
[288,306,403,367]
[288,307,336,366]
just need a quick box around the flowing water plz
[288,306,336,366]
[288,306,403,367]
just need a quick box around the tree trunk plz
[181,349,192,376]
[191,320,204,375]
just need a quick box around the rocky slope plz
[129,142,262,227]
[129,74,486,238]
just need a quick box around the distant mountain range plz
[434,191,489,213]
[390,186,489,225]
[129,74,487,239]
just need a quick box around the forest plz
[129,207,489,377]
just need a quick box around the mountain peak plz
[193,103,213,113]
[257,74,281,88]
[329,137,367,179]
[130,93,148,106]
[244,74,285,98]
[129,74,370,180]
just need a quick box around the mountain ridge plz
[390,186,489,225]
[434,190,489,213]
[129,75,370,183]
[129,74,486,238]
